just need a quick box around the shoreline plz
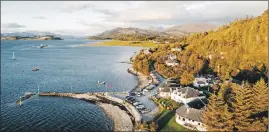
[39,92,139,131]
[75,40,157,48]
[128,67,153,93]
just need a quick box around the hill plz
[89,23,218,41]
[164,23,218,36]
[132,10,268,83]
[89,27,168,40]
[1,32,80,39]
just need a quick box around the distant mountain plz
[1,32,82,39]
[96,27,168,39]
[145,26,165,32]
[164,23,218,36]
[90,23,219,40]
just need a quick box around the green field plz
[91,40,158,48]
[154,110,190,132]
[160,116,191,132]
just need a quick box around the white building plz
[158,79,181,98]
[168,54,177,60]
[175,105,206,131]
[193,77,209,87]
[158,87,171,98]
[170,87,206,104]
[171,47,182,52]
[165,59,179,66]
[143,48,151,54]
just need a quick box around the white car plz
[141,108,151,114]
[136,105,145,109]
[133,101,142,106]
[143,89,149,92]
[137,92,143,96]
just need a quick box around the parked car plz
[125,96,134,100]
[143,89,149,92]
[136,105,145,109]
[128,92,136,96]
[125,96,131,99]
[137,92,143,97]
[141,108,151,114]
[133,101,142,106]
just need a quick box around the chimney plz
[186,105,190,114]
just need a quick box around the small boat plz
[40,44,48,48]
[97,81,106,85]
[32,67,39,71]
[12,51,16,60]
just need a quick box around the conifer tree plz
[232,84,255,131]
[252,79,268,113]
[201,88,233,131]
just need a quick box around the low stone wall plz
[102,94,142,123]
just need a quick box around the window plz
[198,123,200,126]
[183,118,185,121]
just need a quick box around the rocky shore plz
[128,67,153,93]
[39,92,139,131]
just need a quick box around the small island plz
[1,35,63,40]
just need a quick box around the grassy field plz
[154,110,190,132]
[160,116,191,132]
[90,40,158,48]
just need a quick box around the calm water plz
[1,40,141,132]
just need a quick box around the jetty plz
[16,92,36,105]
[118,61,132,64]
[16,91,142,131]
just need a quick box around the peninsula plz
[1,35,63,40]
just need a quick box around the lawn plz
[154,110,191,132]
[91,40,158,48]
[160,116,191,132]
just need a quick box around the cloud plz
[61,2,117,16]
[61,2,94,13]
[92,8,117,16]
[33,16,46,19]
[104,1,268,26]
[2,23,26,28]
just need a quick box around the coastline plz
[128,67,153,93]
[76,40,157,48]
[39,92,140,131]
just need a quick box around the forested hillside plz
[133,10,268,84]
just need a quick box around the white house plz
[158,79,181,98]
[143,48,151,54]
[193,77,209,87]
[158,87,171,98]
[171,47,182,52]
[165,59,179,66]
[170,87,206,104]
[175,105,206,131]
[168,54,177,60]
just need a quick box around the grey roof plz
[159,87,170,92]
[176,105,203,122]
[177,87,201,98]
[167,84,181,87]
[197,81,206,84]
[187,99,208,109]
[166,59,179,63]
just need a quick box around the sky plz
[1,1,268,36]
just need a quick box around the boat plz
[40,44,48,48]
[12,51,16,60]
[97,81,106,85]
[32,67,39,71]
